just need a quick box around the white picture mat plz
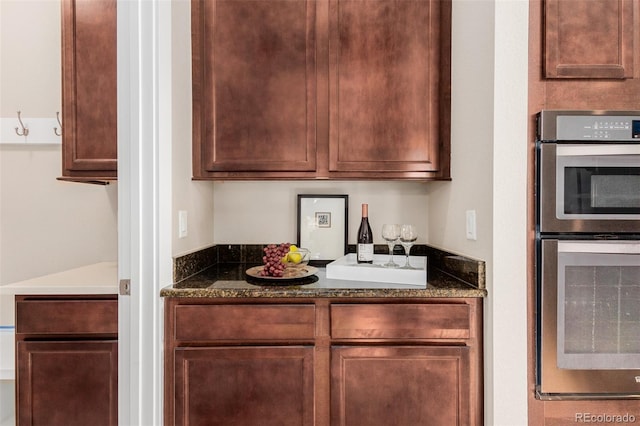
[299,196,346,261]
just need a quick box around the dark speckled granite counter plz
[161,244,487,299]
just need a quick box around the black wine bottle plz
[356,204,374,263]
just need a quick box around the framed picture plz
[297,194,348,265]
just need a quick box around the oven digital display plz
[633,120,640,139]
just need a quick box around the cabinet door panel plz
[16,341,117,426]
[193,0,317,173]
[331,346,470,426]
[174,346,314,426]
[61,0,117,178]
[173,304,315,342]
[544,0,634,79]
[328,0,442,173]
[331,303,470,340]
[16,298,118,336]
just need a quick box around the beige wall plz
[0,1,60,117]
[171,0,215,257]
[211,181,429,246]
[0,1,118,285]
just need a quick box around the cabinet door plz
[192,0,317,174]
[60,0,117,181]
[544,0,634,79]
[331,346,470,426]
[173,346,314,426]
[328,0,449,175]
[16,341,117,426]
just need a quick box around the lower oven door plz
[538,239,640,399]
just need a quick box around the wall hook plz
[54,111,62,136]
[15,111,29,137]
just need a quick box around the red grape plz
[259,243,291,277]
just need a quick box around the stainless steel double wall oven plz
[536,110,640,399]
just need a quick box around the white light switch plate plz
[466,210,477,240]
[178,210,188,238]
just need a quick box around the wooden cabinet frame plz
[15,295,118,426]
[191,0,451,180]
[544,0,635,79]
[59,0,117,183]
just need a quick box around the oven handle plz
[557,144,640,156]
[558,240,640,254]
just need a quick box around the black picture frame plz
[297,194,348,266]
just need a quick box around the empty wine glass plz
[381,224,401,268]
[400,224,418,269]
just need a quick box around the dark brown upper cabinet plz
[59,0,117,183]
[191,0,317,176]
[192,0,451,180]
[544,0,635,79]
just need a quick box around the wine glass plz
[381,224,401,268]
[400,224,418,269]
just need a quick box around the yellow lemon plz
[288,252,302,264]
[289,245,298,252]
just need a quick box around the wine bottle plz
[357,203,374,263]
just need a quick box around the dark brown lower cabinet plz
[165,297,483,426]
[174,347,314,426]
[15,295,118,426]
[331,346,470,425]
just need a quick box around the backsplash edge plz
[173,244,485,289]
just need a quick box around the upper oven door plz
[539,143,640,234]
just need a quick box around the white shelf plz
[0,117,62,145]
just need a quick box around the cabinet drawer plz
[16,297,118,336]
[173,304,315,342]
[331,303,470,340]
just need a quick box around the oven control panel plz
[557,116,640,141]
[538,111,640,142]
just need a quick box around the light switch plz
[466,210,477,241]
[178,210,188,238]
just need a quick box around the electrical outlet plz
[178,210,188,238]
[466,210,477,241]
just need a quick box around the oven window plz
[558,252,640,369]
[591,175,640,208]
[564,167,640,214]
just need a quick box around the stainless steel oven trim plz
[557,144,640,156]
[539,144,640,233]
[558,240,640,254]
[538,110,640,142]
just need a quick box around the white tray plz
[326,254,426,286]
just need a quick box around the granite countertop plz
[162,244,487,299]
[160,262,487,299]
